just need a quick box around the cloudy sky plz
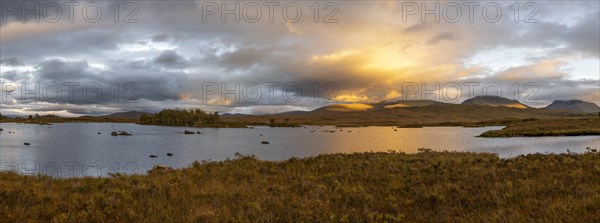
[1,0,598,116]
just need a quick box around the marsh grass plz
[1,151,599,222]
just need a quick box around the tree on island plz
[139,108,244,128]
[268,117,299,127]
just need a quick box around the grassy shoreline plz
[1,151,599,222]
[479,117,600,137]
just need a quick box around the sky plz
[1,0,599,116]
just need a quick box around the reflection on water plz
[0,123,597,177]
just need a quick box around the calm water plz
[0,123,598,177]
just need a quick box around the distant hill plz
[222,111,309,117]
[461,96,528,108]
[313,103,374,113]
[544,100,600,113]
[220,113,245,117]
[100,111,151,119]
[376,100,444,109]
[276,111,311,116]
[313,100,445,113]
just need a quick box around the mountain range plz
[309,96,596,114]
[220,96,599,126]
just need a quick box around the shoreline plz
[2,148,598,179]
[4,117,600,138]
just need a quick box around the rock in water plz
[118,131,132,136]
[149,155,158,158]
[261,141,270,144]
[24,143,31,146]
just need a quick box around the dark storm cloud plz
[0,70,23,81]
[563,11,600,57]
[0,57,23,66]
[153,50,189,69]
[1,28,123,62]
[198,44,282,72]
[514,22,566,48]
[151,34,169,42]
[3,58,187,108]
[427,32,460,45]
[35,59,90,81]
